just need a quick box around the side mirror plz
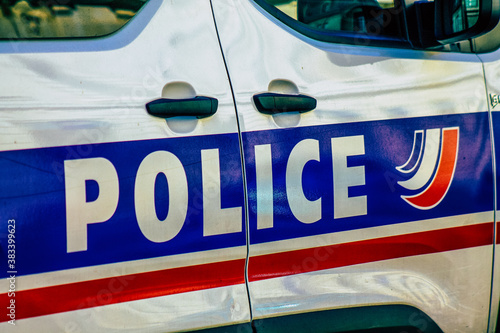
[435,0,500,43]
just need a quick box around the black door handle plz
[253,93,317,115]
[146,96,218,119]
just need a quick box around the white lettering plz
[202,149,242,236]
[286,139,322,224]
[332,135,367,219]
[135,151,188,242]
[65,158,119,253]
[64,134,368,248]
[255,144,274,229]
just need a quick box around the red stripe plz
[249,223,494,281]
[2,223,494,322]
[0,258,245,322]
[497,221,499,244]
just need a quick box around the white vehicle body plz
[0,0,498,332]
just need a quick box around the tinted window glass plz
[0,0,146,39]
[259,0,406,42]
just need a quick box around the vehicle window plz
[0,0,146,39]
[258,0,406,44]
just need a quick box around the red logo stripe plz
[249,223,493,281]
[403,127,459,209]
[0,259,245,322]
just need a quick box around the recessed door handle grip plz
[146,96,218,119]
[253,93,317,115]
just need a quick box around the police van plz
[0,0,499,331]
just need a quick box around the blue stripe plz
[243,112,494,244]
[0,113,494,278]
[0,133,245,277]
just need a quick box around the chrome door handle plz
[146,96,218,119]
[253,92,316,115]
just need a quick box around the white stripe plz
[4,212,492,292]
[2,285,251,333]
[250,211,493,256]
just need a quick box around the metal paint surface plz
[0,0,239,151]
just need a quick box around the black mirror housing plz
[435,0,500,43]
